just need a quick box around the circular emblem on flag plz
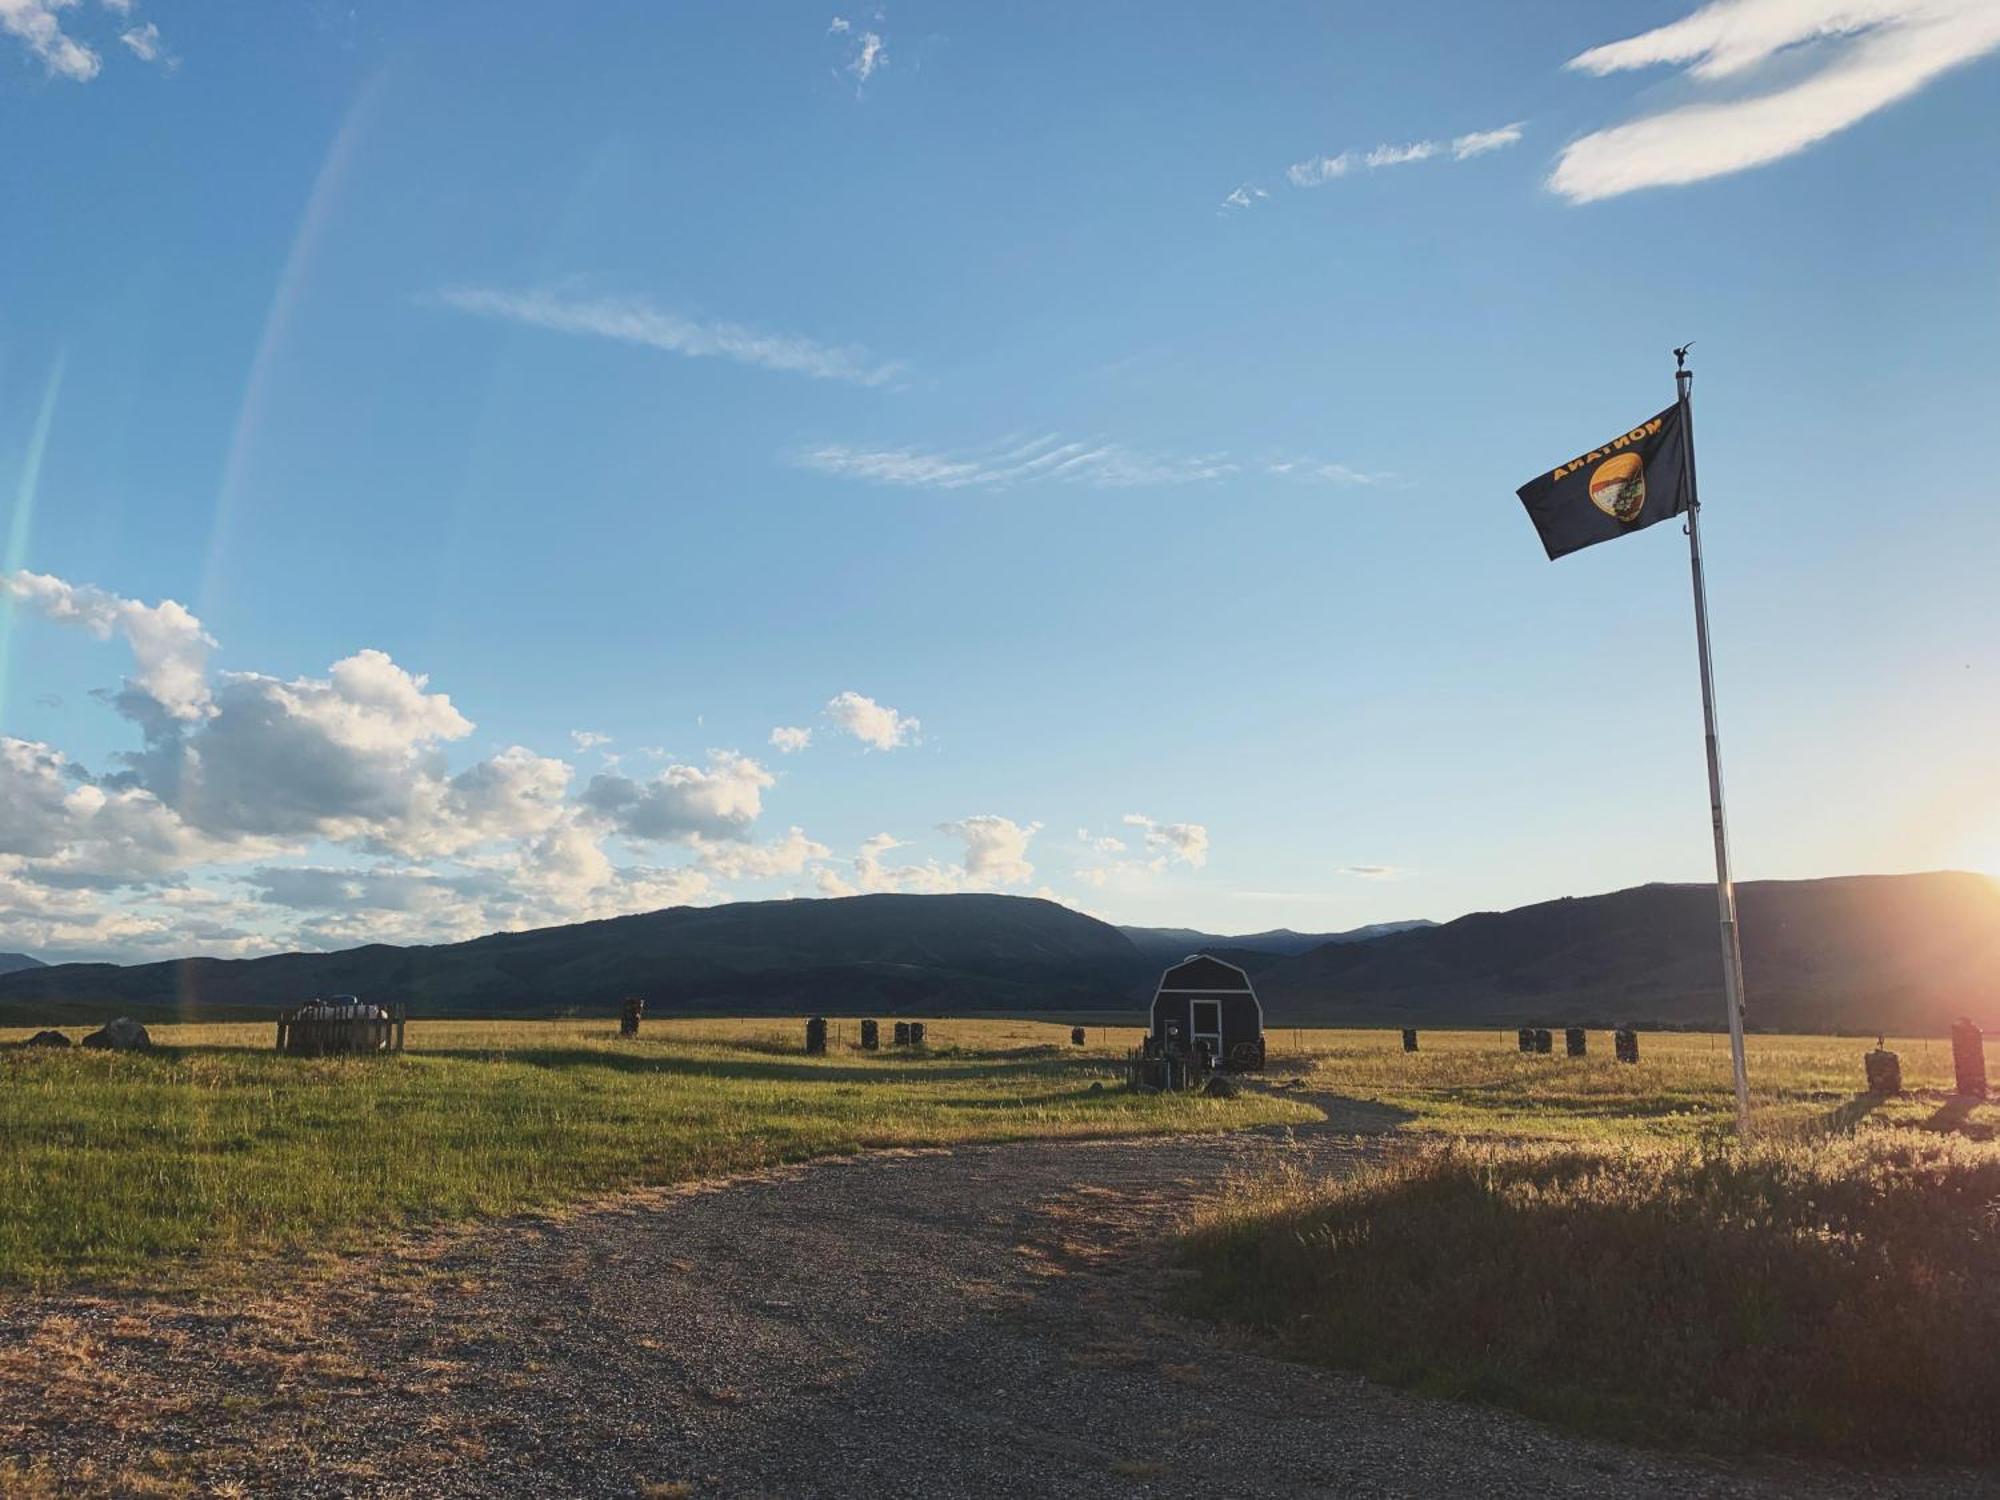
[1588,453,1646,523]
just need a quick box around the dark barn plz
[1148,955,1265,1071]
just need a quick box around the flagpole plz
[1676,344,1752,1132]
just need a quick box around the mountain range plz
[2,872,1996,1033]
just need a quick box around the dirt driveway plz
[2,1094,1986,1498]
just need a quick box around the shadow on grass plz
[1814,1092,1887,1134]
[407,1045,1118,1088]
[1924,1094,1994,1139]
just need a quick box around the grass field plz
[1261,1025,2000,1140]
[0,1016,1314,1288]
[1189,1027,2000,1461]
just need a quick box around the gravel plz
[2,1092,1991,1497]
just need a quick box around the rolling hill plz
[1117,920,1432,965]
[1255,872,2000,1033]
[0,894,1151,1024]
[0,953,45,977]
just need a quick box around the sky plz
[2,0,1998,963]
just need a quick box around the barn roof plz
[1155,954,1255,993]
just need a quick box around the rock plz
[24,1029,71,1048]
[80,1017,152,1051]
[1203,1074,1240,1099]
[1087,1080,1105,1094]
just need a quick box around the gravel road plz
[3,1093,1989,1498]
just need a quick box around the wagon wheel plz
[1226,1041,1262,1071]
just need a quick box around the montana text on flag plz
[1515,403,1688,560]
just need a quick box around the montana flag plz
[1515,403,1688,560]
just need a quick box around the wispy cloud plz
[2,0,101,80]
[1339,863,1410,880]
[828,13,886,91]
[794,432,1390,493]
[1551,0,2000,202]
[1283,123,1525,191]
[117,19,171,66]
[436,287,906,388]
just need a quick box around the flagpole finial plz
[1673,341,1695,370]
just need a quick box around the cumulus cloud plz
[0,0,101,80]
[1122,813,1211,869]
[1551,0,2000,201]
[570,729,611,751]
[941,815,1041,887]
[824,690,919,750]
[696,825,829,880]
[4,571,213,719]
[769,725,813,754]
[435,286,905,388]
[580,751,774,844]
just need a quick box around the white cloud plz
[769,725,813,754]
[436,287,905,388]
[581,751,773,844]
[1551,0,2000,201]
[828,13,885,88]
[796,432,1394,493]
[1219,183,1270,212]
[696,825,829,880]
[117,18,165,63]
[824,690,919,750]
[828,15,850,34]
[941,814,1040,887]
[1283,121,1523,191]
[4,571,213,720]
[1122,813,1211,870]
[570,729,611,751]
[1453,124,1524,159]
[1,0,100,80]
[795,433,1240,492]
[1339,863,1410,880]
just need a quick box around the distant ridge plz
[0,894,1147,1023]
[3,874,1996,1033]
[1255,872,2000,1033]
[1118,920,1432,965]
[0,953,45,977]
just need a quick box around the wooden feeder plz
[893,1021,911,1047]
[1070,1026,1086,1047]
[276,997,406,1056]
[1401,1028,1418,1053]
[805,1016,828,1055]
[1614,1027,1640,1064]
[1532,1028,1553,1055]
[859,1018,879,1050]
[1565,1027,1587,1058]
[1517,1026,1535,1054]
[619,996,644,1038]
[908,1021,927,1047]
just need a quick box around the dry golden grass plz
[1184,1126,2000,1459]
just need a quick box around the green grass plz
[0,1016,1314,1287]
[1181,1129,2000,1461]
[1265,1026,2000,1141]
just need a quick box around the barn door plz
[1190,1000,1222,1058]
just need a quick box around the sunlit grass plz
[0,1016,1312,1287]
[1261,1026,2000,1141]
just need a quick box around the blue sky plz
[2,0,1997,961]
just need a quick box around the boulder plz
[80,1017,152,1051]
[24,1029,71,1048]
[1203,1074,1240,1099]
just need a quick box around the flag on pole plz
[1514,403,1688,560]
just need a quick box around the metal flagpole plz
[1675,344,1752,1131]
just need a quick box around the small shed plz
[1149,955,1265,1071]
